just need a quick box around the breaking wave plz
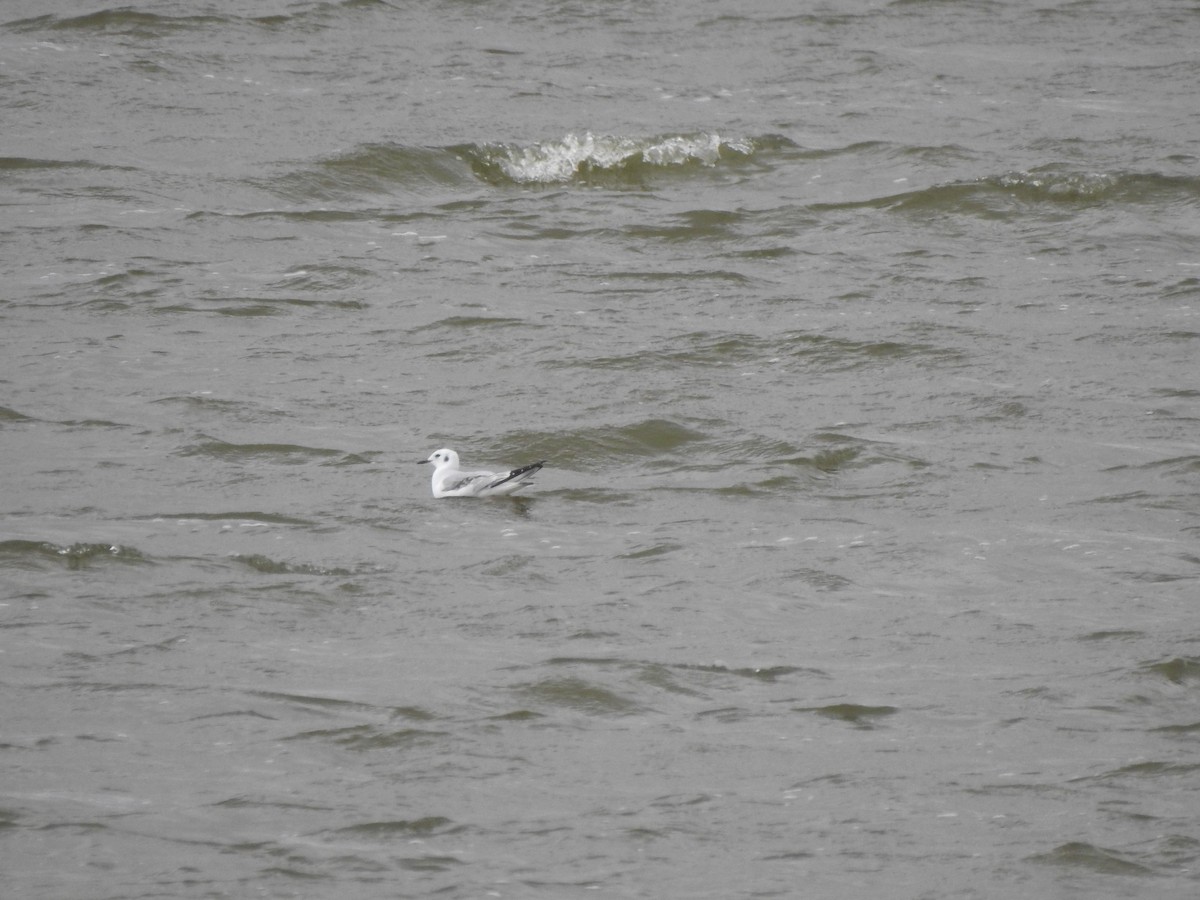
[265,132,790,199]
[458,131,773,185]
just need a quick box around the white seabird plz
[418,448,546,498]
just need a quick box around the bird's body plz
[419,448,545,498]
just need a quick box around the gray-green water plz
[2,2,1198,898]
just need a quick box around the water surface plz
[2,2,1198,898]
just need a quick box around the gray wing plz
[445,473,494,494]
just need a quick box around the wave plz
[557,331,963,373]
[260,135,1200,226]
[974,168,1198,207]
[0,156,136,173]
[5,1,398,34]
[480,418,710,471]
[0,405,36,423]
[826,167,1200,218]
[0,539,146,570]
[263,143,478,202]
[177,436,353,465]
[484,418,922,494]
[5,7,283,34]
[457,131,788,186]
[262,132,794,200]
[232,554,352,577]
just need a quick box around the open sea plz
[2,1,1199,898]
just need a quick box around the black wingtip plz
[487,459,547,489]
[510,460,546,478]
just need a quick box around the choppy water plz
[3,2,1199,898]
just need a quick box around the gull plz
[418,448,546,498]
